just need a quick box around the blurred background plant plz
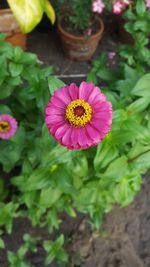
[1,0,55,33]
[54,0,95,33]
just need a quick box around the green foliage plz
[119,0,150,67]
[87,51,150,227]
[0,9,150,264]
[48,76,66,94]
[7,234,40,267]
[43,235,68,265]
[54,0,93,32]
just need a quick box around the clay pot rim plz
[57,16,104,41]
[0,8,20,34]
[0,8,14,15]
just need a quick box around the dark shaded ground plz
[0,22,150,267]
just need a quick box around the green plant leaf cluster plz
[118,0,150,67]
[54,0,93,32]
[0,22,150,266]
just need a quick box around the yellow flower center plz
[65,99,92,127]
[0,121,10,133]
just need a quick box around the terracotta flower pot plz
[0,9,26,49]
[57,16,104,61]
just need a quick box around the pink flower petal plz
[68,83,79,100]
[54,86,71,105]
[70,128,80,149]
[45,106,65,116]
[78,127,92,148]
[49,122,65,135]
[93,101,112,112]
[85,124,102,144]
[54,123,69,140]
[90,118,110,135]
[79,81,95,101]
[45,115,64,125]
[87,86,101,104]
[50,96,66,109]
[61,127,72,147]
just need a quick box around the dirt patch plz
[66,171,150,267]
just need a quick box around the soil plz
[0,23,150,267]
[67,172,150,267]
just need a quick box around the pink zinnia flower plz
[145,0,150,8]
[0,114,18,140]
[92,0,105,14]
[45,82,112,150]
[113,1,125,14]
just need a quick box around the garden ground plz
[0,25,150,267]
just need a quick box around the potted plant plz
[54,0,105,61]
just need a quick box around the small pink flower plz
[0,114,18,140]
[145,0,150,8]
[84,28,92,36]
[92,0,105,14]
[45,82,112,150]
[108,51,116,60]
[113,1,126,14]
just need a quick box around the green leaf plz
[44,235,68,265]
[0,202,18,234]
[133,20,149,32]
[48,76,66,95]
[102,156,128,180]
[132,74,150,97]
[19,52,37,64]
[131,150,150,173]
[113,173,142,206]
[136,0,146,15]
[0,84,15,99]
[12,168,52,191]
[87,71,97,83]
[65,205,76,217]
[128,143,150,160]
[97,68,116,81]
[9,62,23,77]
[0,237,5,249]
[40,187,62,208]
[127,97,150,113]
[94,140,118,171]
[12,47,23,62]
[0,105,12,114]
